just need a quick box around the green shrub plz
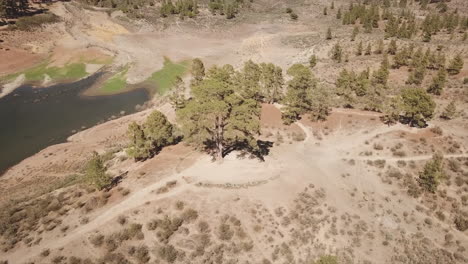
[14,13,60,31]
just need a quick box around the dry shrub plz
[147,220,158,231]
[292,132,306,141]
[69,256,82,264]
[117,215,127,225]
[41,248,51,257]
[90,234,105,247]
[52,255,66,264]
[198,221,210,233]
[175,201,185,210]
[158,244,178,263]
[218,223,234,241]
[180,208,198,223]
[374,159,386,169]
[134,245,150,263]
[454,216,468,231]
[447,160,460,172]
[100,252,130,264]
[154,215,184,243]
[430,126,443,135]
[373,143,384,150]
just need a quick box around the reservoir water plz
[0,74,149,174]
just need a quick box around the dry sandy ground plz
[1,1,468,263]
[1,104,467,264]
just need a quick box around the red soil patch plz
[0,47,43,75]
[260,104,303,134]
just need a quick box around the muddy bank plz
[0,73,149,174]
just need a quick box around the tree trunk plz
[215,116,224,161]
[216,141,223,161]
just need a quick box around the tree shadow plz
[222,139,273,162]
[399,116,428,128]
[105,171,128,191]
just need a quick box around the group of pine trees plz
[341,3,381,33]
[78,0,152,10]
[160,0,199,18]
[335,55,389,111]
[0,0,29,19]
[333,0,468,43]
[159,0,249,19]
[208,0,247,19]
[126,58,330,161]
[333,36,464,98]
[331,37,464,127]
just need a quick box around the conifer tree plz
[375,39,384,54]
[372,55,390,86]
[336,7,342,19]
[447,54,464,75]
[441,100,457,120]
[356,41,363,56]
[364,19,373,33]
[393,47,409,69]
[351,25,359,41]
[239,60,262,100]
[331,43,343,63]
[170,76,186,110]
[400,88,436,127]
[326,27,333,40]
[309,55,318,69]
[365,43,372,55]
[385,15,399,38]
[191,58,205,86]
[387,39,397,55]
[406,64,426,85]
[85,151,112,190]
[435,51,446,70]
[323,7,327,16]
[143,111,176,153]
[259,63,284,104]
[127,111,176,161]
[381,97,401,126]
[427,68,447,95]
[282,64,329,124]
[419,153,445,193]
[127,122,152,160]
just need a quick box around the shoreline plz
[0,74,151,175]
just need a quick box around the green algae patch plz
[1,61,88,84]
[100,66,129,94]
[145,58,190,95]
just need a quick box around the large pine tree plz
[177,65,261,160]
